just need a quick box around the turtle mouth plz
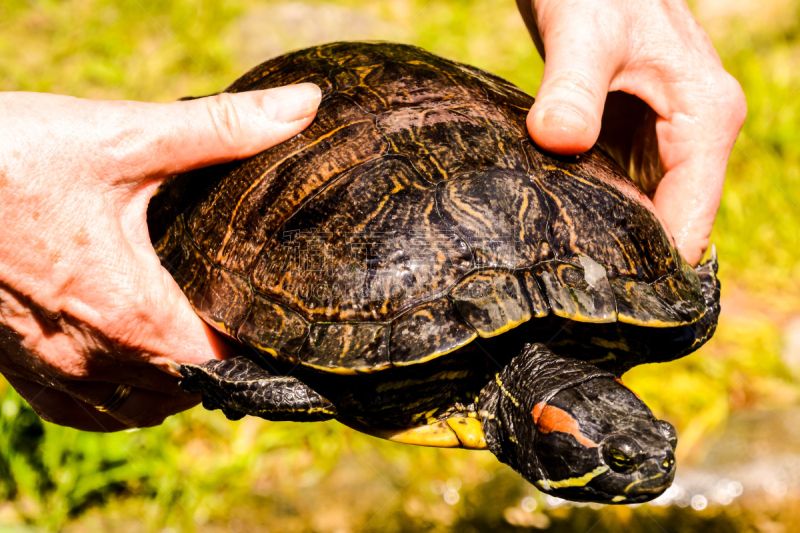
[617,459,676,503]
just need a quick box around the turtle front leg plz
[178,356,338,422]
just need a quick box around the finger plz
[90,82,322,185]
[9,358,187,397]
[526,3,626,154]
[63,381,200,428]
[95,267,247,373]
[6,375,129,432]
[80,359,188,395]
[0,280,197,395]
[652,76,746,264]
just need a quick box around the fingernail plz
[261,83,322,123]
[542,104,589,132]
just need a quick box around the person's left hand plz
[0,84,321,431]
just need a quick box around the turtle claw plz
[162,359,183,378]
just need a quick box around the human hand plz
[517,0,746,265]
[0,84,321,431]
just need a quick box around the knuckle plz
[546,69,605,106]
[717,73,747,127]
[88,285,158,352]
[45,354,92,382]
[87,102,150,179]
[204,93,244,153]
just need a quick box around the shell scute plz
[331,57,487,113]
[611,278,682,327]
[186,96,389,273]
[650,260,706,324]
[436,170,551,269]
[299,323,391,374]
[250,156,472,322]
[533,149,676,282]
[390,298,477,366]
[520,271,550,318]
[377,102,528,184]
[194,268,254,336]
[225,47,335,96]
[535,259,617,324]
[450,270,532,338]
[155,220,255,335]
[237,294,308,358]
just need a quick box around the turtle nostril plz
[657,420,678,450]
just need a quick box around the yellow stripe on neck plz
[537,465,609,490]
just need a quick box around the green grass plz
[0,0,799,531]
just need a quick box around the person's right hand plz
[517,0,747,265]
[0,83,321,431]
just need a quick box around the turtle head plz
[528,377,677,503]
[479,344,676,504]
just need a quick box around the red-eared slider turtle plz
[148,42,720,504]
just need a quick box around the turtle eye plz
[657,420,678,450]
[602,435,643,473]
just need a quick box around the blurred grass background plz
[0,0,799,531]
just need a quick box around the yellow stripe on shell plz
[616,313,686,328]
[347,419,462,448]
[589,338,630,351]
[587,353,616,365]
[475,313,532,338]
[391,330,478,367]
[297,362,378,375]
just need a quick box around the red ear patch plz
[532,402,598,448]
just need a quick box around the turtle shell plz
[149,42,709,376]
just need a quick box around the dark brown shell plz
[149,42,709,375]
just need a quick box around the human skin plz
[0,84,321,430]
[518,0,747,265]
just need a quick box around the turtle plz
[147,42,721,504]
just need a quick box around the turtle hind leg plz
[178,356,338,422]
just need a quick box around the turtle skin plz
[149,41,719,381]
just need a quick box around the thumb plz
[78,84,320,369]
[527,8,624,154]
[94,82,322,184]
